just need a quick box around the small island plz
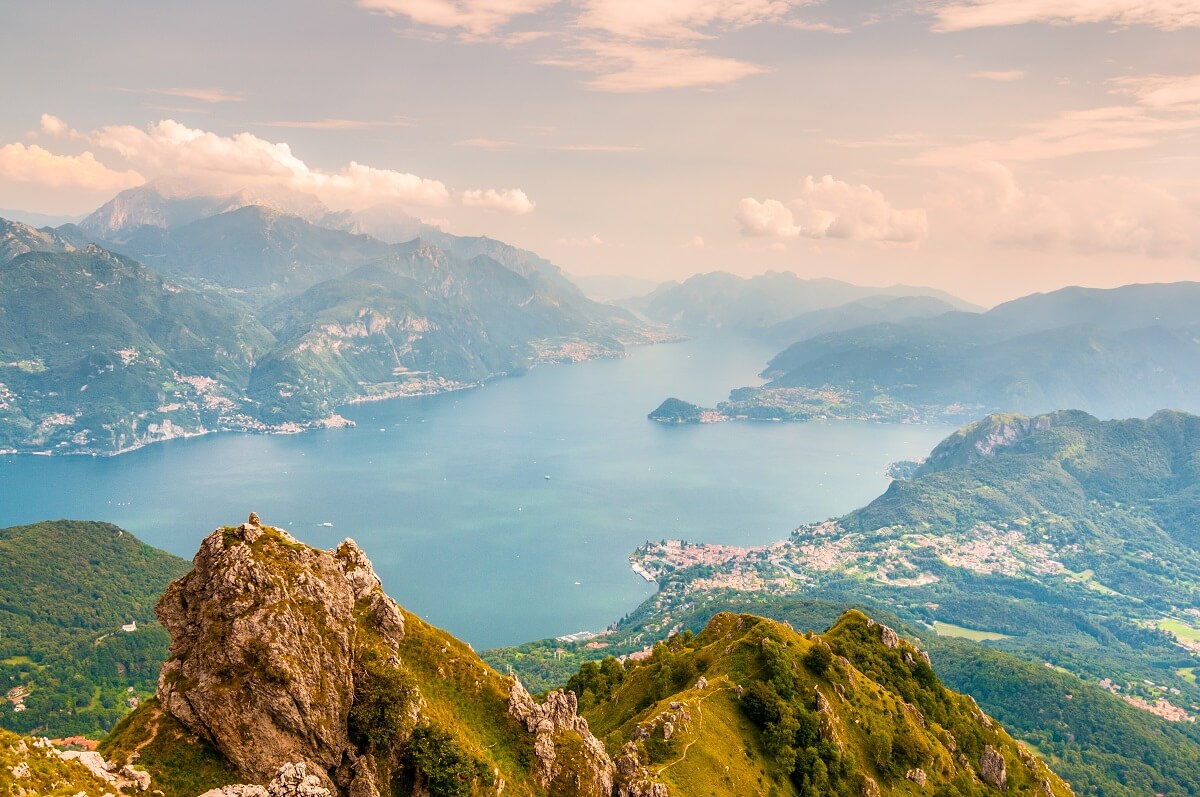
[647,397,728,424]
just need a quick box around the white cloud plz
[120,87,246,104]
[260,118,415,130]
[356,0,822,92]
[87,119,456,209]
[356,0,556,36]
[930,161,1196,257]
[970,69,1025,81]
[685,235,706,248]
[912,105,1200,165]
[557,233,605,246]
[736,198,802,237]
[6,117,536,215]
[158,87,246,103]
[457,138,516,150]
[40,114,68,137]
[0,143,144,191]
[913,73,1200,165]
[460,187,536,213]
[738,176,927,244]
[933,0,1200,31]
[554,143,643,152]
[580,0,806,39]
[543,41,766,92]
[1110,73,1200,109]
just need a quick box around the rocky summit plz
[145,513,614,797]
[67,515,1076,797]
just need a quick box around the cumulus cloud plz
[933,0,1200,31]
[738,176,928,244]
[0,143,144,191]
[460,187,536,213]
[930,161,1195,257]
[3,117,535,215]
[356,0,556,36]
[736,198,803,237]
[543,41,766,92]
[40,114,69,137]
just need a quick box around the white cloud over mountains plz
[0,117,534,215]
[737,176,929,244]
[0,143,143,192]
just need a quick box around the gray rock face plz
[506,679,614,796]
[981,745,1008,789]
[614,742,668,797]
[155,522,404,791]
[119,763,152,791]
[200,761,333,797]
[57,750,115,783]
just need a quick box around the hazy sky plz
[2,0,1199,304]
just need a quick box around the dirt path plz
[655,678,732,775]
[127,705,162,762]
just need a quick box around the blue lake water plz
[0,336,954,649]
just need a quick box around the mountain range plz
[627,271,980,334]
[650,282,1200,425]
[0,186,654,454]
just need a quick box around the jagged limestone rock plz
[199,762,332,797]
[506,679,614,796]
[119,764,151,791]
[58,751,115,783]
[614,742,668,797]
[155,523,403,792]
[981,745,1008,789]
[906,768,928,787]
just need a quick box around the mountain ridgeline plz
[58,517,1068,797]
[650,281,1200,425]
[0,193,652,454]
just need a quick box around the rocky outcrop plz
[614,742,669,797]
[507,679,614,796]
[199,761,333,797]
[155,516,404,794]
[981,745,1007,789]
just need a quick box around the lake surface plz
[0,336,954,649]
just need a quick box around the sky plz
[2,0,1200,305]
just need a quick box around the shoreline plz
[0,336,676,459]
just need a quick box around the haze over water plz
[0,337,953,649]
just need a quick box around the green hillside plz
[0,521,188,737]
